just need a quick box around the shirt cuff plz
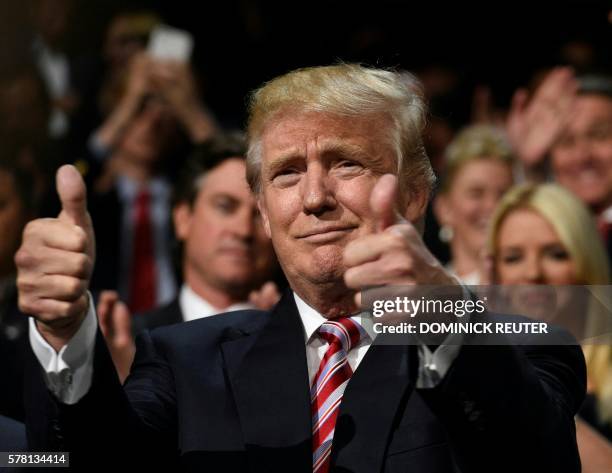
[28,292,97,404]
[416,284,471,388]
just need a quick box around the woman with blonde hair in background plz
[434,125,514,284]
[489,183,612,471]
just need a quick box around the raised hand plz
[97,291,135,383]
[16,165,95,352]
[249,281,281,310]
[506,67,578,171]
[343,174,457,300]
[148,60,217,142]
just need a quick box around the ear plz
[257,195,272,239]
[173,202,192,241]
[432,193,452,226]
[402,187,429,224]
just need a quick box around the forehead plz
[498,208,559,243]
[454,158,512,182]
[260,111,394,161]
[198,158,251,197]
[568,95,612,128]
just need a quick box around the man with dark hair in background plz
[97,133,280,381]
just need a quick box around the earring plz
[439,225,454,243]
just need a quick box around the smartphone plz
[148,25,194,62]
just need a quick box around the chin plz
[305,249,345,284]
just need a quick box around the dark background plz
[1,0,610,127]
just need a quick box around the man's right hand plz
[16,165,95,352]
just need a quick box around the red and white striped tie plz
[311,317,368,473]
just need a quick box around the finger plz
[97,290,119,335]
[343,224,418,267]
[29,295,89,324]
[260,281,279,299]
[24,274,88,302]
[536,67,573,103]
[21,219,88,253]
[56,165,89,229]
[260,282,281,308]
[111,300,133,347]
[370,174,401,232]
[34,248,92,278]
[344,256,414,289]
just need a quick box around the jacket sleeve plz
[419,325,586,473]
[24,328,179,469]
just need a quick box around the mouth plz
[297,225,358,243]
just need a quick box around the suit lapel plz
[221,289,312,472]
[164,299,183,325]
[331,343,418,473]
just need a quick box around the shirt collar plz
[179,284,254,323]
[292,291,375,344]
[116,175,170,202]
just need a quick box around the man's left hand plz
[343,174,458,298]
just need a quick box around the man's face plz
[118,100,177,165]
[551,95,612,211]
[257,111,406,289]
[174,158,274,294]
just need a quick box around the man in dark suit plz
[96,134,280,382]
[133,132,279,334]
[17,64,585,472]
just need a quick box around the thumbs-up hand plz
[343,174,457,301]
[16,165,95,352]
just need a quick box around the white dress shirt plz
[179,284,254,323]
[33,38,70,138]
[30,291,464,404]
[294,293,462,389]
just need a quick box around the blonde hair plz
[245,64,435,200]
[489,183,612,423]
[440,124,514,194]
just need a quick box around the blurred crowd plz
[0,1,611,470]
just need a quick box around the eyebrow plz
[265,140,380,176]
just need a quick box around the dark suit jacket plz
[0,281,28,422]
[132,299,183,336]
[25,290,586,472]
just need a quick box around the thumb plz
[56,165,89,228]
[111,300,133,347]
[370,174,401,232]
[97,291,118,339]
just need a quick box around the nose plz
[482,193,499,218]
[570,136,595,164]
[524,254,544,284]
[302,162,336,215]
